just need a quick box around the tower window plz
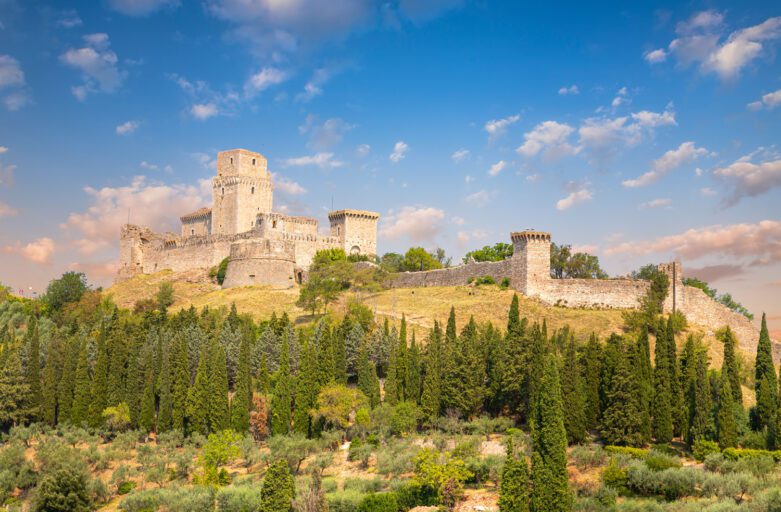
[251,186,255,194]
[337,226,341,236]
[272,220,277,229]
[191,229,195,235]
[252,158,256,165]
[230,157,233,164]
[222,187,225,196]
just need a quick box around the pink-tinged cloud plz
[687,264,746,282]
[714,157,781,205]
[379,206,445,243]
[604,220,781,266]
[2,237,55,263]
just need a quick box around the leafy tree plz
[550,243,608,279]
[260,459,296,512]
[464,242,514,263]
[623,266,669,331]
[43,272,88,312]
[498,440,530,512]
[34,466,92,512]
[530,354,571,512]
[216,257,229,285]
[102,402,131,432]
[413,448,472,509]
[156,281,175,312]
[401,247,442,272]
[314,384,369,430]
[755,313,777,430]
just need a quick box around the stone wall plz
[221,239,297,288]
[539,278,650,309]
[679,286,759,354]
[389,259,513,288]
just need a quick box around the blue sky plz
[0,0,779,331]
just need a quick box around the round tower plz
[510,230,551,296]
[212,149,273,235]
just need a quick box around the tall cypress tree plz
[397,315,408,400]
[231,331,252,433]
[498,440,530,512]
[314,319,334,386]
[530,354,571,512]
[755,313,777,430]
[89,329,110,427]
[716,371,738,449]
[357,341,380,408]
[420,321,443,424]
[652,322,673,443]
[384,338,401,406]
[41,336,64,425]
[633,328,653,443]
[720,327,743,405]
[24,318,42,420]
[560,336,586,444]
[581,334,601,431]
[332,318,348,385]
[601,340,643,447]
[187,341,211,435]
[271,332,294,436]
[157,339,174,432]
[208,340,230,432]
[449,317,486,419]
[171,334,190,433]
[106,329,129,406]
[406,331,422,405]
[664,316,684,437]
[0,347,34,428]
[294,337,319,436]
[58,338,79,424]
[139,352,156,433]
[71,341,92,427]
[686,346,712,446]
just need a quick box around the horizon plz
[0,0,779,333]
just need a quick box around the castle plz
[117,147,761,352]
[117,148,379,288]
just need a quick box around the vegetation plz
[549,243,608,279]
[684,277,754,320]
[463,242,514,263]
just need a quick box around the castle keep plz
[117,148,379,288]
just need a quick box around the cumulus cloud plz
[640,198,672,209]
[687,264,746,282]
[282,153,344,169]
[451,148,469,163]
[299,115,354,150]
[714,155,781,205]
[244,67,288,98]
[516,120,578,159]
[653,10,781,80]
[623,142,710,188]
[107,0,179,16]
[60,33,125,100]
[191,103,219,120]
[379,206,445,243]
[488,160,507,177]
[171,74,241,120]
[644,48,668,63]
[116,120,139,135]
[484,114,520,141]
[2,238,55,264]
[556,182,592,211]
[465,190,493,208]
[747,89,781,111]
[61,176,209,256]
[611,86,630,108]
[0,201,17,217]
[389,141,409,163]
[0,55,30,111]
[271,173,307,195]
[605,220,781,269]
[558,85,579,95]
[631,109,677,127]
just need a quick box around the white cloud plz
[451,148,469,163]
[60,33,125,100]
[631,109,677,127]
[465,190,493,207]
[191,152,217,170]
[244,67,288,98]
[0,201,17,217]
[659,11,781,80]
[517,120,577,159]
[0,55,30,111]
[526,173,541,183]
[61,176,209,256]
[747,89,781,111]
[456,229,488,245]
[282,152,344,169]
[623,142,709,188]
[58,9,83,28]
[556,183,592,211]
[355,144,370,158]
[116,120,139,135]
[577,108,676,160]
[484,114,520,141]
[0,146,7,154]
[2,238,55,264]
[271,173,307,195]
[296,65,342,102]
[640,198,672,209]
[714,156,781,205]
[107,0,179,16]
[611,86,630,108]
[299,115,354,150]
[558,85,579,95]
[379,206,445,243]
[140,161,158,171]
[644,48,668,63]
[389,141,409,163]
[488,160,507,177]
[191,103,219,120]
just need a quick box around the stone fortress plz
[117,147,760,351]
[117,148,380,288]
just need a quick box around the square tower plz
[511,230,551,296]
[212,149,273,235]
[328,209,380,256]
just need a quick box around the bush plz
[327,490,363,512]
[595,486,617,508]
[34,467,92,512]
[601,459,629,495]
[605,446,648,459]
[358,493,398,512]
[500,278,510,289]
[571,445,608,470]
[217,258,229,285]
[738,430,767,450]
[392,482,438,510]
[216,485,264,512]
[348,438,373,468]
[644,451,681,472]
[692,439,721,462]
[723,447,781,462]
[117,481,137,495]
[119,488,162,512]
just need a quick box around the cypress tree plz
[581,334,601,431]
[294,337,319,436]
[720,327,743,405]
[420,321,443,423]
[507,294,521,336]
[600,340,643,447]
[525,324,547,420]
[406,331,422,404]
[260,459,296,512]
[498,440,530,512]
[716,371,738,449]
[139,352,156,433]
[357,341,380,408]
[530,354,571,512]
[332,318,348,385]
[171,334,190,433]
[231,331,252,433]
[384,337,400,406]
[314,319,334,386]
[41,336,64,425]
[208,340,230,432]
[89,331,110,427]
[106,329,129,406]
[664,316,684,437]
[560,336,586,444]
[257,353,271,395]
[57,338,79,424]
[71,341,92,427]
[24,318,42,420]
[271,332,294,436]
[187,341,211,435]
[755,313,777,430]
[124,336,143,427]
[0,347,34,428]
[450,317,486,419]
[652,322,673,444]
[633,328,653,443]
[157,340,173,432]
[686,347,712,446]
[397,315,408,400]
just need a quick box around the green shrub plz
[358,493,398,512]
[474,276,496,286]
[392,482,437,510]
[327,489,363,512]
[119,488,162,512]
[34,467,92,512]
[601,459,629,495]
[343,478,384,494]
[595,486,617,507]
[644,450,681,472]
[217,258,229,285]
[500,278,510,289]
[605,446,649,459]
[738,430,767,450]
[215,485,263,512]
[692,439,721,462]
[571,445,608,469]
[117,481,137,495]
[723,447,781,461]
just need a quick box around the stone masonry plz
[117,148,380,288]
